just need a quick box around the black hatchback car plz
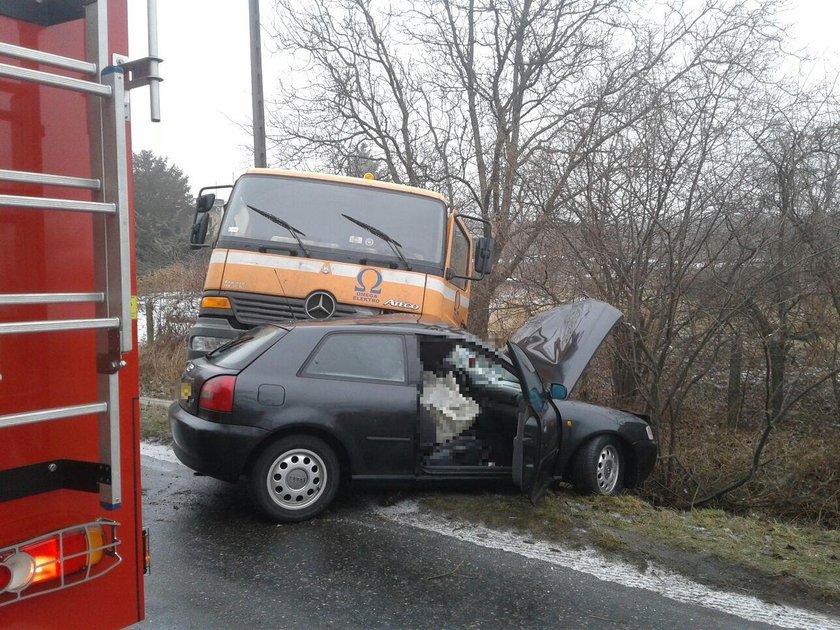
[170,299,657,522]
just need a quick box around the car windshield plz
[219,175,447,264]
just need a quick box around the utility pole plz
[249,0,267,168]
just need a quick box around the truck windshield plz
[219,175,447,265]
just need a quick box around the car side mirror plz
[196,193,215,213]
[190,212,210,248]
[474,236,495,275]
[549,383,567,400]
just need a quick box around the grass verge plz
[418,488,840,613]
[140,403,172,444]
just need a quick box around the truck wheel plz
[572,436,624,496]
[250,435,340,522]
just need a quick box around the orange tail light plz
[0,521,120,607]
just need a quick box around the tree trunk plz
[768,334,785,421]
[833,340,840,420]
[610,328,641,408]
[467,279,493,338]
[726,338,743,428]
[145,299,155,345]
[833,371,840,420]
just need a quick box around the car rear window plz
[207,325,287,369]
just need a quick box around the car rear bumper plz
[169,402,267,482]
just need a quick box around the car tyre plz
[250,435,340,523]
[572,436,624,496]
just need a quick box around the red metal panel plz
[0,1,144,626]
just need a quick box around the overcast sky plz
[126,0,840,195]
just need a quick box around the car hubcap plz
[596,445,620,494]
[266,448,327,510]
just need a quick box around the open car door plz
[508,343,560,504]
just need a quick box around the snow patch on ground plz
[140,441,180,464]
[375,500,840,630]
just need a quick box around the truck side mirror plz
[190,212,209,248]
[196,193,215,213]
[474,236,495,275]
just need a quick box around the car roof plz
[269,314,490,345]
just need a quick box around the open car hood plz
[509,299,622,396]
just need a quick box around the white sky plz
[126,0,840,195]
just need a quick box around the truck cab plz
[187,170,494,358]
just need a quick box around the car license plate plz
[180,382,191,400]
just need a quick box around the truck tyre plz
[572,436,624,496]
[250,435,340,522]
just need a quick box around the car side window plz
[303,333,406,383]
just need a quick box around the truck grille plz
[230,294,376,325]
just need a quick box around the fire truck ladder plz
[0,1,161,509]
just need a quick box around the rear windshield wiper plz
[341,213,411,271]
[246,204,311,257]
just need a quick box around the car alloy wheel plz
[266,448,327,510]
[596,443,620,494]
[572,435,624,496]
[250,435,340,523]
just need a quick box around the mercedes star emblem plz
[304,291,337,319]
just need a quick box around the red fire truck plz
[0,1,159,625]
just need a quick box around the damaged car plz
[169,299,657,522]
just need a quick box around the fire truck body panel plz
[1,1,144,626]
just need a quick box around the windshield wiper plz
[246,204,311,257]
[341,213,411,271]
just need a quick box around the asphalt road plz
[135,452,796,630]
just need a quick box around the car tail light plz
[0,521,120,607]
[199,375,236,413]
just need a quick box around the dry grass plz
[137,258,203,397]
[649,425,840,529]
[591,527,626,552]
[613,503,840,601]
[138,259,207,295]
[140,403,172,443]
[139,338,186,399]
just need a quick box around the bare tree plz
[515,1,787,481]
[692,80,840,505]
[268,0,784,336]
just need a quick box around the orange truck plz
[1,0,159,624]
[187,169,495,358]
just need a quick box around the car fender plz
[242,420,354,481]
[552,400,651,485]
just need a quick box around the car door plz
[296,331,418,477]
[508,342,560,504]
